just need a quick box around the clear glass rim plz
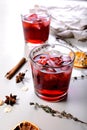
[21,7,51,19]
[29,43,75,68]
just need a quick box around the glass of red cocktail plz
[29,44,75,102]
[21,7,51,45]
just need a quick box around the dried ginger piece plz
[74,51,87,68]
[12,121,39,130]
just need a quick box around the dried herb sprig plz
[63,40,83,52]
[56,38,84,52]
[30,102,87,125]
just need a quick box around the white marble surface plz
[0,0,87,130]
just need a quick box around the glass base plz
[35,92,68,102]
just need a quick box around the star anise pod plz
[16,72,25,83]
[5,93,17,106]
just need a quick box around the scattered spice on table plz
[16,70,28,83]
[16,72,25,83]
[72,75,87,81]
[4,106,12,113]
[30,102,87,125]
[5,57,27,80]
[5,93,17,106]
[0,99,4,106]
[21,86,29,91]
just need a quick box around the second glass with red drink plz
[21,6,51,45]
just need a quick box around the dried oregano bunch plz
[30,102,87,125]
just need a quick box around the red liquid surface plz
[31,53,73,101]
[22,13,50,44]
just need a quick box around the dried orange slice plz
[12,121,39,130]
[74,51,87,68]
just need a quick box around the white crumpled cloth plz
[48,4,87,41]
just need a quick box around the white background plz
[0,0,87,130]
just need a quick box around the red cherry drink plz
[29,44,75,101]
[22,13,50,44]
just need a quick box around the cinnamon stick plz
[5,57,27,79]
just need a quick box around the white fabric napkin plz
[48,4,87,41]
